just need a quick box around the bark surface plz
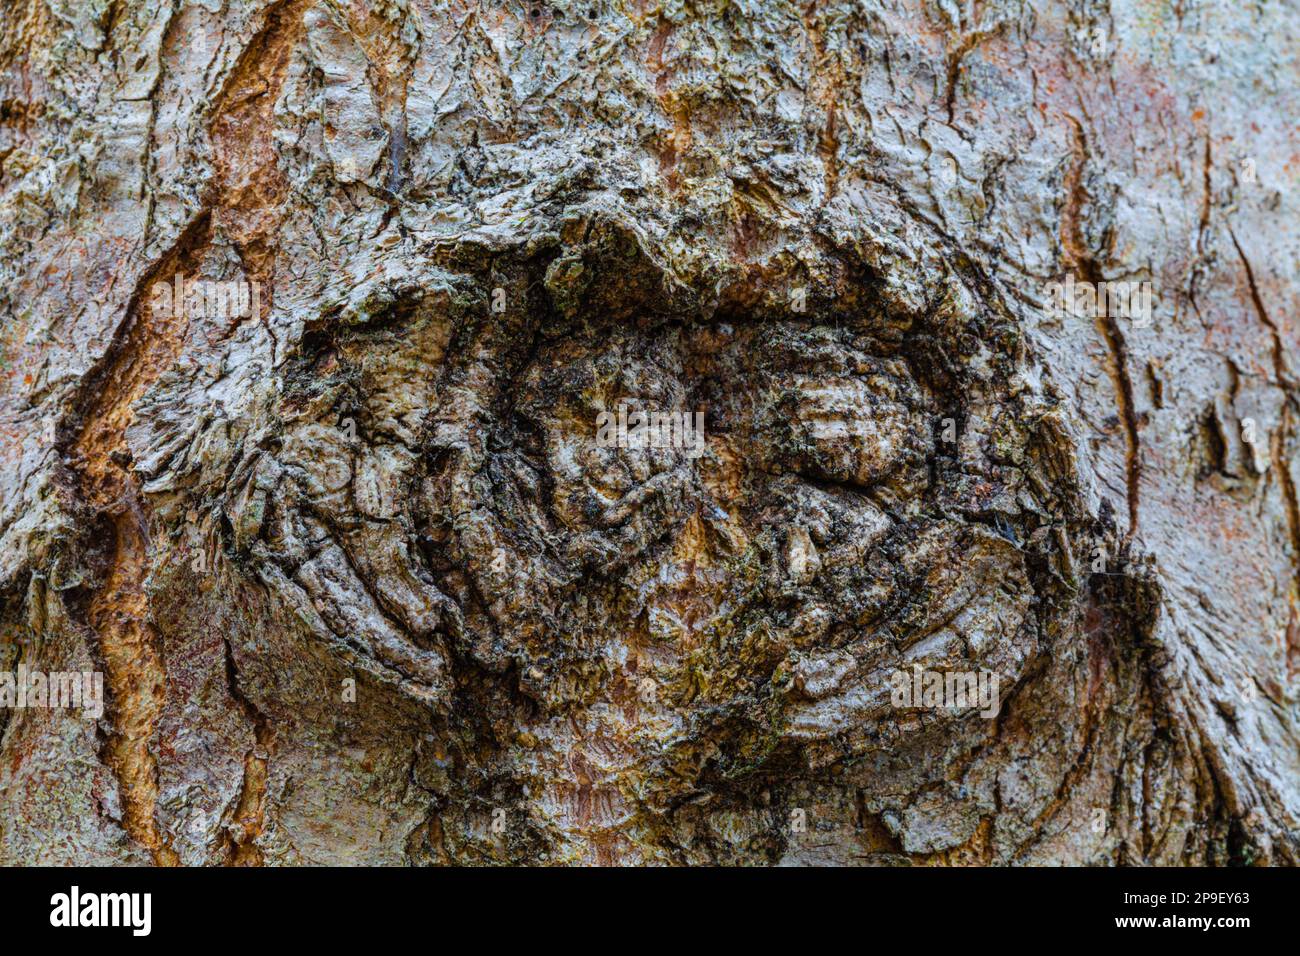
[0,0,1297,865]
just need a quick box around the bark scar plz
[60,0,309,865]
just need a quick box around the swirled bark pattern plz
[0,0,1296,865]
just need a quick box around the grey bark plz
[0,0,1297,865]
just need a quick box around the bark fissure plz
[219,636,272,866]
[1062,119,1142,536]
[1228,227,1293,392]
[67,215,209,866]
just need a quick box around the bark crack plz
[1062,118,1141,536]
[1228,226,1294,391]
[219,636,273,866]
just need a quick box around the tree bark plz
[0,0,1297,865]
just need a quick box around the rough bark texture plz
[0,0,1297,866]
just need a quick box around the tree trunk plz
[0,0,1296,866]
